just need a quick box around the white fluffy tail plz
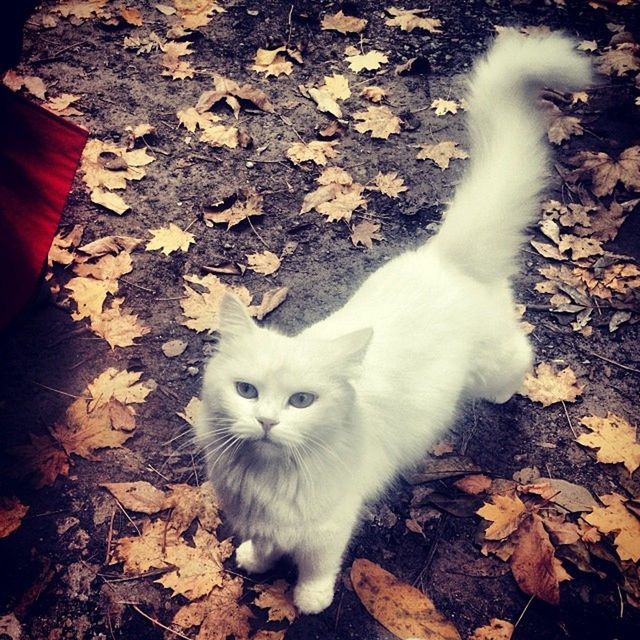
[433,31,591,282]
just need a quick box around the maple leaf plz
[385,7,442,33]
[2,71,47,99]
[172,575,252,640]
[577,413,640,474]
[596,43,640,76]
[48,225,84,267]
[161,40,195,80]
[174,0,225,32]
[548,115,584,146]
[177,107,222,132]
[119,6,143,26]
[469,619,514,640]
[90,298,150,349]
[361,86,387,103]
[53,0,108,20]
[113,519,172,573]
[204,188,264,229]
[321,10,368,34]
[351,559,462,640]
[246,251,281,276]
[163,483,222,536]
[177,397,203,426]
[557,234,604,260]
[353,106,401,139]
[350,220,384,249]
[180,274,252,333]
[519,363,585,407]
[371,171,408,197]
[196,74,274,118]
[251,47,300,78]
[102,481,168,514]
[585,493,640,562]
[454,474,492,495]
[65,276,118,320]
[568,146,640,197]
[73,252,133,281]
[200,123,240,149]
[252,580,297,623]
[416,140,469,169]
[45,93,83,117]
[0,497,29,539]
[301,169,367,223]
[431,98,459,116]
[146,223,195,255]
[323,73,351,100]
[7,433,70,489]
[87,367,154,410]
[477,494,527,540]
[286,140,339,166]
[345,48,389,73]
[308,87,343,118]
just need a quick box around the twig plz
[100,567,175,583]
[132,605,193,640]
[30,381,87,400]
[513,595,535,630]
[247,217,270,249]
[157,295,188,301]
[114,499,141,536]
[285,4,294,51]
[583,349,640,375]
[617,584,625,619]
[121,278,157,295]
[146,463,172,482]
[183,218,198,233]
[31,40,88,64]
[190,153,222,164]
[561,401,578,438]
[413,515,447,589]
[334,589,344,630]
[105,510,116,565]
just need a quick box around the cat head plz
[200,294,372,461]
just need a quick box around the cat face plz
[199,294,372,461]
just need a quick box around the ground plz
[1,1,640,639]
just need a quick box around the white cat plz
[195,31,590,615]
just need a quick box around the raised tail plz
[432,31,591,282]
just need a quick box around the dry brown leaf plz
[196,74,274,118]
[353,106,401,139]
[174,0,225,32]
[161,40,195,80]
[249,287,289,320]
[7,434,70,489]
[454,474,492,495]
[596,43,640,76]
[585,493,640,562]
[301,169,368,223]
[177,107,222,132]
[73,252,133,281]
[351,558,461,640]
[321,10,367,34]
[548,115,584,145]
[181,274,252,333]
[385,7,442,33]
[200,123,240,149]
[101,481,168,514]
[577,413,640,474]
[162,339,188,358]
[113,519,172,573]
[252,580,297,623]
[119,6,143,26]
[163,483,222,536]
[0,497,29,539]
[350,221,384,249]
[3,71,47,99]
[469,619,514,640]
[416,141,469,169]
[308,87,343,118]
[177,397,203,426]
[53,0,108,21]
[345,49,388,73]
[246,251,281,276]
[323,73,351,100]
[90,188,131,215]
[65,276,118,321]
[519,363,585,407]
[45,93,83,116]
[90,298,150,349]
[371,171,408,197]
[557,234,604,260]
[286,140,339,166]
[569,146,640,197]
[251,47,298,78]
[203,188,264,229]
[431,98,459,116]
[146,223,195,255]
[48,225,84,266]
[87,367,154,410]
[78,235,141,259]
[477,494,527,540]
[360,86,387,103]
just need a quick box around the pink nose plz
[258,418,279,433]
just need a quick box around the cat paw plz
[294,578,335,614]
[235,540,274,574]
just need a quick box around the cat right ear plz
[331,327,373,366]
[218,293,255,339]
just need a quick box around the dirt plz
[1,1,640,639]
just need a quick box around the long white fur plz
[195,31,591,615]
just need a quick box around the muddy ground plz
[1,1,640,639]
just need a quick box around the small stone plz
[245,161,255,168]
[186,366,199,376]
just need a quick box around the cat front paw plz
[235,540,275,574]
[294,577,335,614]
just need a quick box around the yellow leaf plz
[73,252,133,280]
[248,287,289,321]
[569,146,640,197]
[345,49,388,73]
[308,87,342,118]
[53,0,108,20]
[469,618,515,640]
[585,493,640,562]
[577,413,640,474]
[252,580,297,623]
[196,73,274,118]
[372,171,408,197]
[146,223,195,255]
[177,107,221,132]
[416,140,469,169]
[287,140,339,166]
[86,367,154,410]
[120,6,144,26]
[251,47,295,78]
[101,481,168,514]
[177,397,203,426]
[477,494,527,540]
[203,188,264,229]
[350,558,461,640]
[353,105,401,139]
[48,225,84,267]
[350,220,384,249]
[322,73,351,100]
[246,251,281,275]
[519,362,585,407]
[90,188,131,214]
[431,98,459,116]
[385,7,442,33]
[321,10,367,34]
[65,276,118,320]
[89,298,150,348]
[45,93,82,116]
[200,123,240,148]
[360,85,387,103]
[0,497,30,539]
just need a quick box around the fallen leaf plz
[454,474,492,495]
[469,618,514,640]
[321,10,367,34]
[308,87,343,118]
[200,123,240,149]
[557,234,604,260]
[162,339,188,358]
[90,188,131,215]
[65,276,118,321]
[119,5,143,25]
[48,225,84,266]
[177,107,222,132]
[73,252,133,280]
[350,221,384,249]
[177,397,203,426]
[53,0,109,21]
[78,235,141,259]
[87,368,154,410]
[353,105,401,139]
[7,434,70,489]
[162,483,222,536]
[146,223,195,255]
[548,115,584,145]
[196,74,274,118]
[569,146,640,197]
[45,93,83,116]
[596,42,640,76]
[519,363,585,407]
[535,478,597,513]
[0,497,30,539]
[161,40,195,80]
[360,86,387,103]
[345,49,388,73]
[431,98,459,116]
[249,287,289,320]
[90,298,150,349]
[101,481,168,514]
[246,251,281,276]
[385,7,442,33]
[252,580,297,623]
[585,493,640,562]
[477,494,527,540]
[3,71,47,99]
[351,558,461,640]
[371,171,408,197]
[323,74,351,100]
[251,47,295,78]
[577,413,640,474]
[416,141,469,169]
[286,140,339,166]
[203,188,264,229]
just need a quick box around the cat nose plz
[258,417,279,433]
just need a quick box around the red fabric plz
[0,85,88,330]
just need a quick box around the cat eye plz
[288,392,316,409]
[235,381,258,399]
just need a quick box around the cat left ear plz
[331,327,373,366]
[218,293,255,339]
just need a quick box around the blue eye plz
[236,381,258,399]
[288,392,316,409]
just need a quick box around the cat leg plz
[235,539,280,574]
[292,521,354,614]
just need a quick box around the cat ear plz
[331,328,373,366]
[218,293,255,338]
